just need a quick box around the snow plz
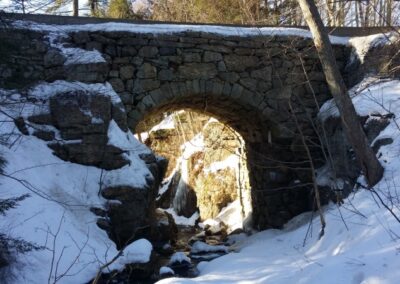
[163,208,199,226]
[0,85,155,283]
[150,114,176,132]
[12,20,349,45]
[349,32,398,63]
[109,239,153,270]
[160,266,175,275]
[202,200,244,234]
[45,29,105,66]
[319,78,400,121]
[29,80,122,105]
[204,154,239,174]
[157,177,173,199]
[316,164,346,190]
[169,252,191,265]
[190,241,228,254]
[158,78,400,284]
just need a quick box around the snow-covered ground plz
[158,78,400,284]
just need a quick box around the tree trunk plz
[296,0,384,187]
[386,0,392,26]
[73,0,79,16]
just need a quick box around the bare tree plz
[297,0,384,187]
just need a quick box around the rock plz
[204,221,228,238]
[27,114,53,125]
[168,252,191,268]
[151,209,178,246]
[189,241,228,262]
[373,137,393,153]
[90,207,107,217]
[109,78,125,92]
[158,69,174,81]
[177,63,218,80]
[33,130,55,141]
[203,51,223,62]
[133,78,161,93]
[14,117,29,135]
[172,180,198,218]
[98,251,158,282]
[159,47,176,56]
[139,46,158,58]
[119,65,135,80]
[158,242,174,255]
[137,63,157,79]
[224,55,259,72]
[112,103,128,132]
[43,49,65,67]
[101,185,154,248]
[65,62,109,83]
[96,218,112,231]
[121,46,137,56]
[219,72,240,83]
[156,171,181,209]
[251,66,272,80]
[183,53,201,63]
[365,115,391,143]
[159,266,175,278]
[49,143,130,170]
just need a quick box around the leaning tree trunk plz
[297,0,384,187]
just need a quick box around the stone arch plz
[53,28,350,229]
[129,84,314,230]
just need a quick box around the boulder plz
[150,209,178,246]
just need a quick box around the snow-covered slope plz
[158,78,400,284]
[0,84,153,283]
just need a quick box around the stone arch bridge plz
[0,13,370,230]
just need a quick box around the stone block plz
[250,66,272,81]
[133,79,160,93]
[177,63,218,80]
[137,63,157,79]
[203,51,223,62]
[183,53,201,63]
[139,46,159,58]
[109,78,125,92]
[121,46,138,56]
[120,65,135,80]
[158,69,174,81]
[224,55,259,72]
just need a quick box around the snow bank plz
[12,20,349,45]
[158,78,400,284]
[319,78,400,121]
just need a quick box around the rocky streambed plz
[93,221,246,284]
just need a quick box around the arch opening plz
[131,93,322,232]
[137,109,253,233]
